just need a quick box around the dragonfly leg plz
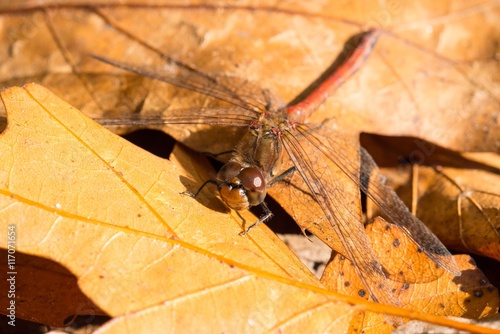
[239,202,274,236]
[181,179,218,198]
[268,166,297,187]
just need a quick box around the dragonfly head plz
[217,161,267,210]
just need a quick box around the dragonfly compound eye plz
[218,165,267,210]
[217,161,242,182]
[238,167,266,206]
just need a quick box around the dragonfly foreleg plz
[239,201,274,236]
[181,179,218,198]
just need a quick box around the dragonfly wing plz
[94,107,256,127]
[92,54,275,115]
[297,123,460,276]
[281,127,399,306]
[358,148,461,275]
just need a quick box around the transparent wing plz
[94,106,256,127]
[294,123,460,276]
[92,54,277,116]
[358,148,461,275]
[281,126,398,306]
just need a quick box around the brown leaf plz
[1,1,499,331]
[1,84,497,333]
[0,250,105,326]
[369,162,500,261]
[0,1,498,152]
[1,3,496,280]
[321,217,499,334]
[0,83,340,330]
[423,165,500,260]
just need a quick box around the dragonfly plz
[92,29,460,306]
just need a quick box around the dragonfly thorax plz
[217,161,267,211]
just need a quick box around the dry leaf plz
[418,166,500,261]
[369,163,500,261]
[0,249,105,326]
[1,1,499,332]
[0,83,337,331]
[1,84,498,333]
[0,1,498,152]
[1,0,498,262]
[321,217,499,334]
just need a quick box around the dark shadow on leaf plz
[451,266,499,319]
[122,129,175,159]
[178,175,228,214]
[361,133,500,174]
[0,116,6,133]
